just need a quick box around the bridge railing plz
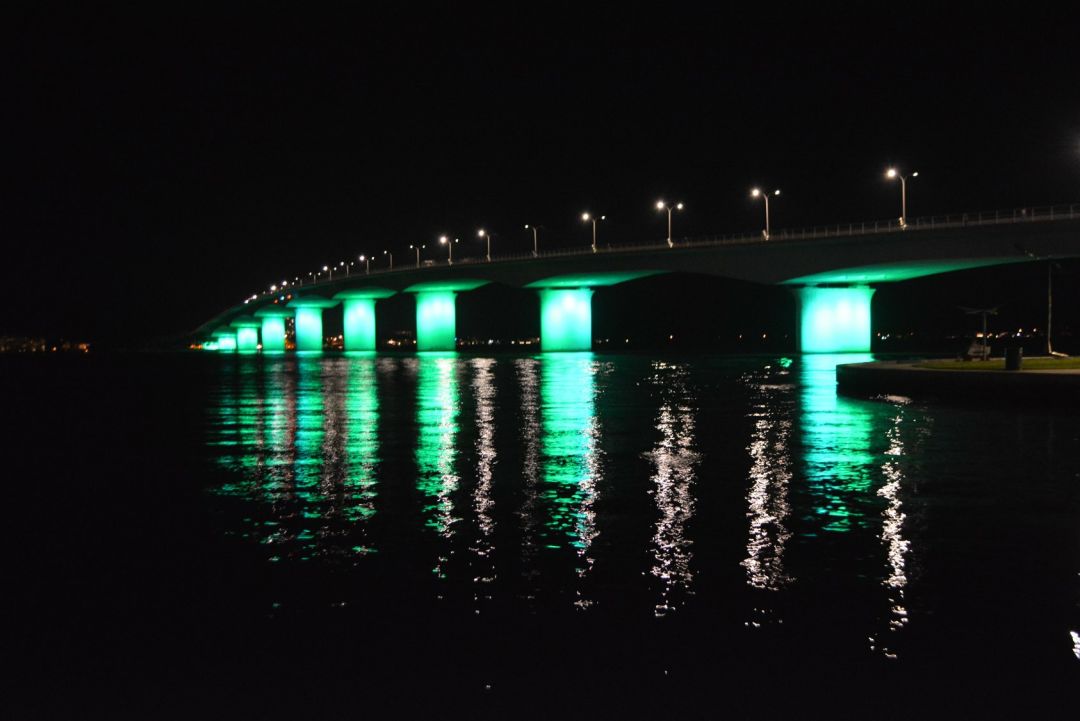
[252,203,1079,299]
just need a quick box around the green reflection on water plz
[343,353,379,528]
[539,353,599,555]
[799,353,875,533]
[415,353,461,552]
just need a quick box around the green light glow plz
[213,331,237,352]
[415,354,460,552]
[783,257,1022,285]
[798,353,875,533]
[260,317,286,352]
[344,355,380,528]
[539,288,594,351]
[525,271,659,288]
[415,291,458,351]
[796,285,875,353]
[294,307,325,352]
[540,353,598,552]
[404,280,490,293]
[235,327,259,352]
[342,299,377,351]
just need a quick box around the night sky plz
[6,7,1079,346]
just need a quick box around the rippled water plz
[7,352,1079,717]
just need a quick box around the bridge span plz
[198,205,1080,354]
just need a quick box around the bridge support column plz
[288,297,339,352]
[212,330,237,352]
[539,288,593,351]
[415,290,457,351]
[334,289,396,352]
[294,307,325,351]
[260,316,286,352]
[794,285,875,353]
[342,298,377,351]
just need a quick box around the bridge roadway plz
[198,205,1080,353]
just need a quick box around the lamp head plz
[582,212,590,222]
[656,200,665,210]
[751,188,761,198]
[886,168,898,179]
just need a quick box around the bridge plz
[197,204,1080,354]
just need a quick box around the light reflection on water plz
[204,352,1078,661]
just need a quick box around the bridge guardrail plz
[245,203,1079,302]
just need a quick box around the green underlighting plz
[539,288,594,351]
[404,280,490,293]
[294,307,325,352]
[235,326,259,352]
[783,258,1020,285]
[525,271,660,288]
[213,331,237,352]
[415,291,458,351]
[260,316,286,352]
[796,286,875,353]
[342,299,377,351]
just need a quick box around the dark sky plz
[5,6,1079,344]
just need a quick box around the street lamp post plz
[439,235,458,264]
[383,250,392,269]
[886,168,918,228]
[359,255,370,274]
[409,244,424,268]
[478,229,493,261]
[323,264,331,281]
[655,200,685,247]
[750,188,780,240]
[525,224,541,257]
[582,212,606,252]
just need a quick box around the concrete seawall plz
[837,361,1080,405]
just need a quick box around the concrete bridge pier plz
[288,296,340,352]
[335,288,397,351]
[793,285,876,353]
[526,271,657,352]
[537,288,594,351]
[406,281,490,352]
[212,328,238,352]
[230,317,262,353]
[254,306,291,352]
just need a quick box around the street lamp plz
[750,188,780,240]
[383,249,392,269]
[582,212,606,253]
[439,235,458,264]
[885,168,918,228]
[359,254,370,274]
[525,224,542,257]
[323,264,331,281]
[478,229,493,262]
[409,244,425,268]
[656,200,685,248]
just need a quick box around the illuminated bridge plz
[197,205,1080,354]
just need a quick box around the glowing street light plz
[656,200,685,248]
[524,224,542,257]
[439,235,458,264]
[582,212,606,253]
[885,168,918,228]
[477,228,494,262]
[751,188,780,240]
[323,264,331,281]
[409,243,425,268]
[359,254,370,274]
[383,249,392,270]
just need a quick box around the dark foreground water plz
[5,352,1079,718]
